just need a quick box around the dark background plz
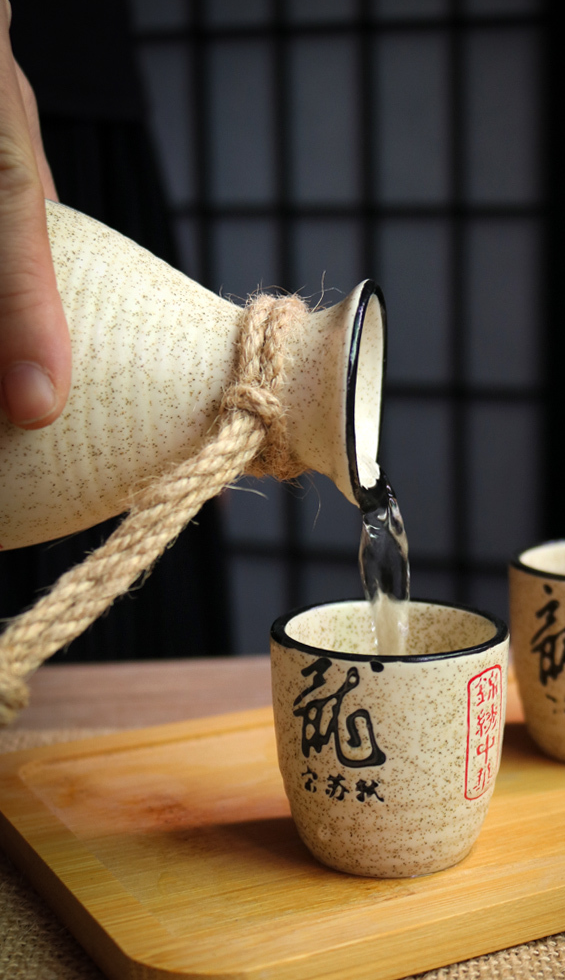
[3,0,561,659]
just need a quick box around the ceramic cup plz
[509,541,565,762]
[270,599,509,878]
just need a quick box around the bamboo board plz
[1,707,565,980]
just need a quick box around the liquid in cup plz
[271,599,508,878]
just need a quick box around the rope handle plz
[0,293,308,726]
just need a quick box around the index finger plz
[0,3,71,428]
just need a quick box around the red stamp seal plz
[465,666,503,800]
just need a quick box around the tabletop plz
[1,658,565,980]
[11,655,274,730]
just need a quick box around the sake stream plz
[358,468,410,656]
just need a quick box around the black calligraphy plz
[325,773,349,799]
[531,585,565,685]
[355,779,384,802]
[301,767,318,792]
[293,658,386,768]
[300,768,384,803]
[293,657,333,706]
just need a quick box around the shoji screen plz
[131,0,546,653]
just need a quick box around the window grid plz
[132,0,548,649]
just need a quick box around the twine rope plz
[0,293,308,726]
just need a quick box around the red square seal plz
[465,665,503,800]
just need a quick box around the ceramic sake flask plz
[271,599,509,878]
[0,201,385,551]
[510,541,565,762]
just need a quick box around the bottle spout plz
[344,280,387,506]
[282,280,386,507]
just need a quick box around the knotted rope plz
[0,293,308,726]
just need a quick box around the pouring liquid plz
[358,466,410,656]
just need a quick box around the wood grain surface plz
[1,693,564,980]
[14,656,273,729]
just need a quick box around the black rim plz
[271,597,508,663]
[345,281,387,510]
[510,540,565,581]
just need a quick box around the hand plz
[0,0,71,428]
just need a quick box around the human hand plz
[0,0,71,428]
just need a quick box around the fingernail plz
[1,362,57,425]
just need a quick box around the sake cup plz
[270,599,508,878]
[509,541,565,762]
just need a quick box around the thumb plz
[0,4,71,429]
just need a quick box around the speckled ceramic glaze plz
[0,201,385,550]
[510,541,565,762]
[271,599,508,878]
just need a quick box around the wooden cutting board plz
[1,706,565,980]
